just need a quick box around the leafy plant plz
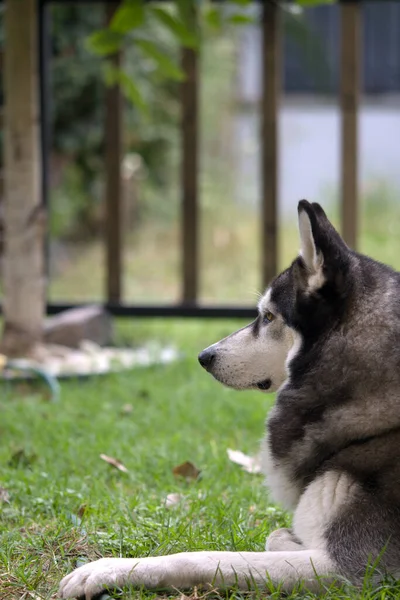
[48,4,184,239]
[88,0,335,111]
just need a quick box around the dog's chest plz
[261,404,306,510]
[267,398,325,461]
[260,432,301,510]
[261,399,325,510]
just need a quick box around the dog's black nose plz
[198,349,216,371]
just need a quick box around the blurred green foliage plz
[90,0,334,111]
[50,7,104,238]
[50,4,181,239]
[0,0,335,241]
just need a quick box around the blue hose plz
[0,355,60,402]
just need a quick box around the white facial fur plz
[200,210,323,392]
[202,290,298,392]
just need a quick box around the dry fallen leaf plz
[0,487,10,503]
[164,493,183,508]
[172,460,201,481]
[8,448,37,469]
[77,503,87,518]
[100,453,129,473]
[227,448,262,474]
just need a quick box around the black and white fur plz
[59,201,400,598]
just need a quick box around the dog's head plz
[198,200,354,392]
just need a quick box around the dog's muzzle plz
[198,349,216,371]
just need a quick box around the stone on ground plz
[43,306,113,348]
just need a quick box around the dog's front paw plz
[265,528,303,551]
[59,557,140,599]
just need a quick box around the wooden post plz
[2,0,45,357]
[261,1,280,288]
[0,48,3,217]
[340,1,361,250]
[38,0,51,282]
[181,39,199,303]
[105,4,122,304]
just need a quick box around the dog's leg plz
[265,528,304,551]
[59,549,337,599]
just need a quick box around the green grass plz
[2,319,400,600]
[0,318,269,599]
[5,186,400,600]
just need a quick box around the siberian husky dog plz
[59,201,400,599]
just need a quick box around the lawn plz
[1,318,400,600]
[0,318,272,600]
[3,182,400,600]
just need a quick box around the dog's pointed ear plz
[298,201,322,273]
[297,200,349,292]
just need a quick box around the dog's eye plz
[263,311,275,324]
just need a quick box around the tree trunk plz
[1,0,45,357]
